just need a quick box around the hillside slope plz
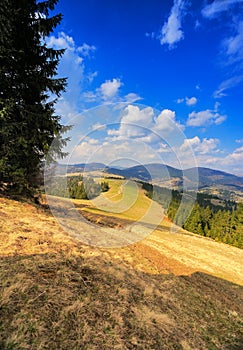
[0,196,243,349]
[66,162,243,190]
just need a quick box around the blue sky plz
[47,0,243,175]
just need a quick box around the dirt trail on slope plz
[0,196,242,285]
[71,207,243,284]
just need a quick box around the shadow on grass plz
[0,251,242,350]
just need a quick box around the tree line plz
[142,182,243,249]
[48,175,109,200]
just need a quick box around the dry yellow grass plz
[0,196,243,349]
[43,177,243,285]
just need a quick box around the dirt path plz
[1,196,242,286]
[76,204,243,285]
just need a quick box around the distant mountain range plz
[60,162,243,191]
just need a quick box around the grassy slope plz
[83,179,160,222]
[74,179,243,285]
[0,191,243,349]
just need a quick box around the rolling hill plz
[64,162,243,191]
[0,186,242,349]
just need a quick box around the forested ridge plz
[142,182,243,249]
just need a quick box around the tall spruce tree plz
[0,0,70,196]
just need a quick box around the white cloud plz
[83,79,141,104]
[46,32,101,123]
[202,3,243,99]
[157,143,170,153]
[99,78,122,100]
[91,122,107,131]
[69,138,162,165]
[145,32,156,39]
[186,96,197,106]
[196,138,220,154]
[155,109,184,132]
[187,107,226,127]
[82,91,97,102]
[202,0,243,19]
[87,71,98,83]
[214,75,243,98]
[124,93,142,103]
[222,21,243,65]
[122,105,154,127]
[213,23,243,99]
[177,136,225,170]
[181,136,200,149]
[194,20,201,30]
[223,146,243,165]
[160,0,188,49]
[64,104,243,173]
[107,105,154,140]
[46,32,88,122]
[47,32,76,51]
[180,136,220,155]
[77,43,96,57]
[186,145,243,174]
[104,106,184,152]
[176,96,197,105]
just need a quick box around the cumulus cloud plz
[82,78,122,103]
[69,138,162,165]
[224,146,243,164]
[83,79,142,104]
[122,105,154,127]
[177,96,198,105]
[196,138,220,154]
[186,97,197,106]
[105,106,184,151]
[63,103,243,173]
[180,136,201,150]
[47,32,76,51]
[46,32,97,123]
[107,105,154,140]
[177,136,225,169]
[155,109,184,132]
[160,0,188,49]
[202,0,243,19]
[99,78,122,100]
[187,107,226,127]
[181,136,220,154]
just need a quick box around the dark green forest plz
[142,182,243,249]
[47,175,109,200]
[0,0,69,196]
